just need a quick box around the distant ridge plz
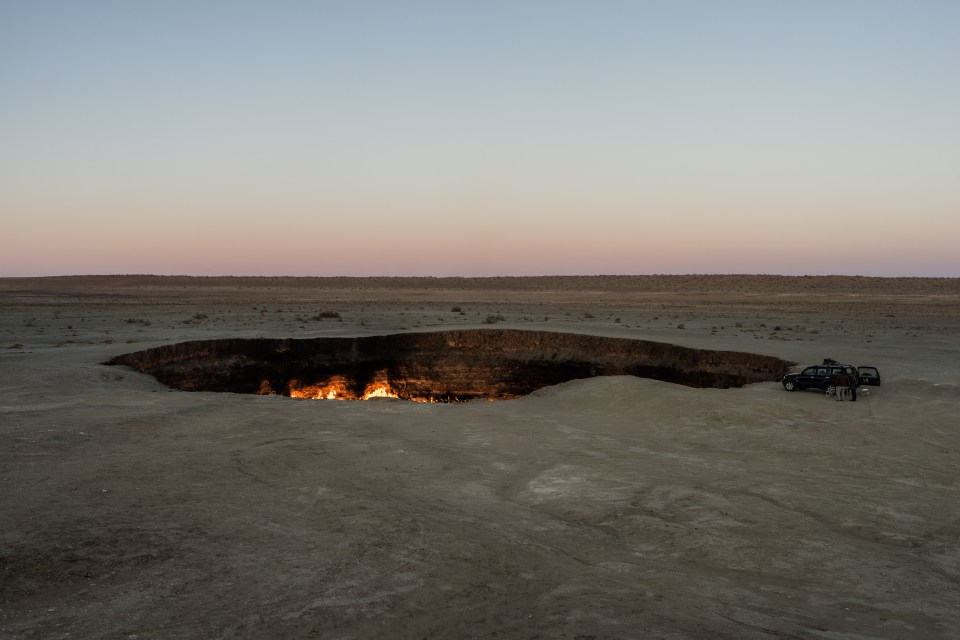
[2,274,957,296]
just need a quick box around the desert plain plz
[1,274,958,640]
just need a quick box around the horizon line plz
[3,273,958,280]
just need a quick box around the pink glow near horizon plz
[4,217,955,278]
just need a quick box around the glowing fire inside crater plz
[361,384,398,400]
[278,374,434,402]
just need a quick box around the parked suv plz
[782,364,859,394]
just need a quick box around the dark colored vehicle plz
[782,364,863,394]
[857,366,881,386]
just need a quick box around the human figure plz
[834,371,849,401]
[849,370,858,401]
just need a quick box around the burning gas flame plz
[285,373,422,401]
[288,376,354,400]
[279,375,481,403]
[361,384,398,400]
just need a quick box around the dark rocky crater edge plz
[105,329,794,402]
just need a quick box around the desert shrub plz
[483,314,505,324]
[311,311,341,320]
[451,306,462,313]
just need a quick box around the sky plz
[2,1,958,277]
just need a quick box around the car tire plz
[826,383,837,397]
[783,380,797,392]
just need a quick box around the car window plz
[860,367,878,376]
[802,367,817,375]
[817,368,829,376]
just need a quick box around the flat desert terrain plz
[2,275,959,639]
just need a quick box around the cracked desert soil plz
[1,275,959,639]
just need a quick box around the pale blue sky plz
[2,1,958,276]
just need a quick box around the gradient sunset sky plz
[2,1,958,277]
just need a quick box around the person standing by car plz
[848,369,858,401]
[834,371,849,400]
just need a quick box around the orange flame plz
[287,373,421,401]
[288,376,354,400]
[284,372,447,402]
[361,383,399,400]
[257,380,276,395]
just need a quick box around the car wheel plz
[826,383,837,397]
[783,380,797,392]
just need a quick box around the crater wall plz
[106,329,793,401]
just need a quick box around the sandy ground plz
[1,275,959,639]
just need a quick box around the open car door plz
[858,366,881,386]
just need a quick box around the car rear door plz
[858,366,880,385]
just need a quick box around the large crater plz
[106,329,793,402]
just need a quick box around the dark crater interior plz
[106,329,794,402]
